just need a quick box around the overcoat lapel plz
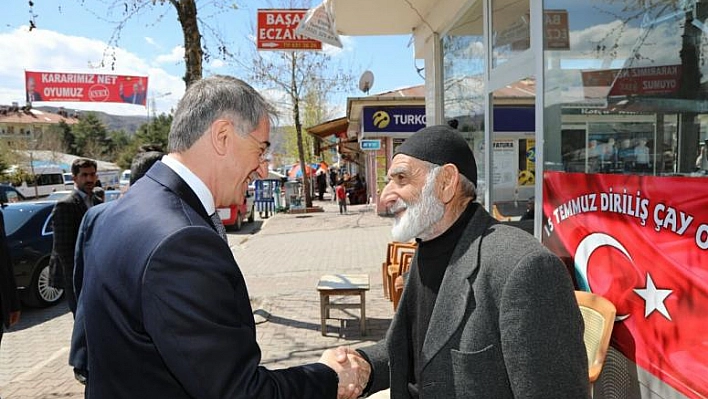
[420,208,496,371]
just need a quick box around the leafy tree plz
[134,113,172,150]
[114,113,172,169]
[71,113,112,159]
[57,120,77,155]
[0,141,14,175]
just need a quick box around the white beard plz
[391,173,445,242]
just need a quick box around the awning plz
[305,116,349,140]
[330,0,437,36]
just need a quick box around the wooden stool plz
[317,274,370,336]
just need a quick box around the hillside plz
[36,106,147,134]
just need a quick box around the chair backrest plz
[392,252,415,310]
[399,252,414,275]
[392,242,416,265]
[575,290,616,383]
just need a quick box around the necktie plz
[210,212,228,242]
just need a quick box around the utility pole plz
[147,91,172,136]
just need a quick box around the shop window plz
[442,1,486,201]
[543,0,704,177]
[491,0,530,68]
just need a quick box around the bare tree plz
[60,0,238,87]
[232,48,354,208]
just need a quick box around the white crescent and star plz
[574,232,674,322]
[633,273,673,320]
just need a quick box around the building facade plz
[0,105,78,149]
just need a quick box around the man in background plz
[49,158,98,316]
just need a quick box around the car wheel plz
[25,259,64,307]
[247,205,255,223]
[234,211,243,231]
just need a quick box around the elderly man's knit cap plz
[394,125,477,187]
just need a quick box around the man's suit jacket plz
[70,201,114,372]
[0,210,20,331]
[360,206,589,399]
[79,161,338,399]
[49,190,89,291]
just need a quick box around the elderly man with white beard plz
[344,125,589,399]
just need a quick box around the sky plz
[0,1,424,120]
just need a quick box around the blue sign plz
[360,139,381,151]
[362,106,426,133]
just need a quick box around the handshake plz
[319,346,371,399]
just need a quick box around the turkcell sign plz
[360,139,381,151]
[362,106,426,133]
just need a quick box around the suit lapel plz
[72,191,88,213]
[145,161,211,224]
[420,207,496,371]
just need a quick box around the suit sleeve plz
[141,226,338,399]
[73,214,90,299]
[356,339,390,395]
[499,250,590,398]
[52,201,78,278]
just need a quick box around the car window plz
[2,207,33,236]
[5,190,20,203]
[0,186,25,203]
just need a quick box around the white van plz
[12,166,66,199]
[63,172,74,188]
[119,169,131,189]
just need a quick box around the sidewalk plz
[0,199,395,398]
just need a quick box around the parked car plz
[45,190,72,201]
[45,189,121,203]
[0,184,26,204]
[2,200,63,307]
[103,189,121,202]
[217,191,255,231]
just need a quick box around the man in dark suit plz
[350,126,588,398]
[70,147,165,386]
[26,76,43,102]
[49,158,98,316]
[118,79,146,105]
[77,75,368,399]
[0,210,21,348]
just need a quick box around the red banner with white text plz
[543,172,708,398]
[24,71,149,105]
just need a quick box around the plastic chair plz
[385,243,416,301]
[575,290,616,389]
[380,241,416,299]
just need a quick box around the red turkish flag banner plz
[25,71,149,105]
[543,172,708,398]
